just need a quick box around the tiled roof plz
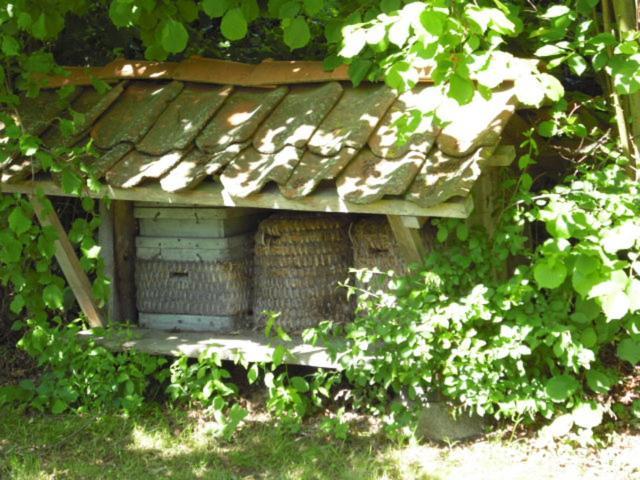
[1,60,517,208]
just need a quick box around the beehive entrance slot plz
[170,271,189,279]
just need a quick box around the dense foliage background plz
[1,0,640,442]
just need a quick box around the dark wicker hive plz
[253,213,353,332]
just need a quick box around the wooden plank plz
[136,234,252,261]
[400,216,428,229]
[29,195,105,328]
[138,215,260,238]
[78,327,340,369]
[386,214,428,264]
[2,180,474,219]
[133,206,262,219]
[98,200,117,323]
[484,145,516,167]
[113,201,138,323]
[139,313,235,333]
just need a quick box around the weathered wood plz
[138,215,259,238]
[386,214,428,264]
[139,313,235,333]
[484,145,516,167]
[113,201,138,323]
[133,205,261,219]
[400,216,428,229]
[136,234,252,261]
[470,169,500,238]
[2,180,474,218]
[98,200,117,323]
[29,195,105,328]
[78,327,339,369]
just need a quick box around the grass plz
[1,405,639,480]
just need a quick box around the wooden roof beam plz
[2,181,474,219]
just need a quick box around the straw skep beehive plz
[350,216,435,291]
[253,214,353,332]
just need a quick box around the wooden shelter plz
[0,57,518,368]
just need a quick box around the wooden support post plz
[387,214,428,265]
[29,195,105,328]
[113,200,138,323]
[469,169,499,238]
[98,200,117,323]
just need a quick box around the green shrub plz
[315,159,639,438]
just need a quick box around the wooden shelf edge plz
[1,180,473,219]
[78,327,341,370]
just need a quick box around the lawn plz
[1,406,639,480]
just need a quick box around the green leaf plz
[0,234,23,263]
[61,169,83,194]
[567,54,588,76]
[542,5,571,19]
[229,403,248,423]
[161,19,189,53]
[385,61,417,91]
[290,376,310,393]
[340,27,366,58]
[448,74,474,105]
[202,0,230,18]
[279,1,301,18]
[178,0,199,22]
[43,284,65,310]
[380,0,400,14]
[600,291,630,320]
[241,0,260,22]
[247,364,260,384]
[602,222,640,253]
[348,59,372,87]
[617,338,640,365]
[456,223,469,241]
[8,207,32,236]
[545,374,580,402]
[420,9,445,36]
[579,327,597,348]
[535,45,566,58]
[388,19,410,47]
[586,369,616,394]
[572,402,603,429]
[51,399,68,414]
[303,0,324,16]
[2,36,20,56]
[537,120,556,137]
[272,345,287,368]
[284,16,311,50]
[628,280,640,313]
[10,295,25,315]
[221,8,248,41]
[534,259,567,289]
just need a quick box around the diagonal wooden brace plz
[386,215,428,265]
[29,195,105,328]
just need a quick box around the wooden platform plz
[78,327,340,369]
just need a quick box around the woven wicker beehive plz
[253,213,353,332]
[350,216,434,291]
